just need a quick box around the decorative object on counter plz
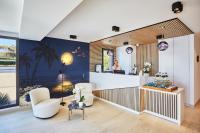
[129,64,137,75]
[143,72,177,92]
[143,62,152,74]
[95,64,102,73]
[143,83,177,92]
[139,70,143,76]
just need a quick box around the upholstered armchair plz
[29,87,61,118]
[74,83,94,106]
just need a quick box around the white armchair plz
[74,83,94,106]
[29,87,61,118]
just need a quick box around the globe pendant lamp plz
[126,47,133,54]
[157,41,168,51]
[157,27,168,51]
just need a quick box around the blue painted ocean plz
[0,66,16,73]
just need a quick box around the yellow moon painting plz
[61,52,73,65]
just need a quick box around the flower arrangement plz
[143,62,152,73]
[73,87,85,107]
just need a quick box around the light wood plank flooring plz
[0,98,200,133]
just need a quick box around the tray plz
[142,86,178,92]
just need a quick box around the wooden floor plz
[0,98,200,133]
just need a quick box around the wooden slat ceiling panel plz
[93,18,193,46]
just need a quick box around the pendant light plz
[157,26,168,51]
[126,47,133,54]
[123,41,133,54]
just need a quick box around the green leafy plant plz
[0,92,11,106]
[79,96,85,102]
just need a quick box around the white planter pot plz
[144,73,149,77]
[143,73,150,84]
[79,102,83,107]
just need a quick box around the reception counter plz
[90,72,140,90]
[90,72,184,124]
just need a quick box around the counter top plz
[90,72,140,90]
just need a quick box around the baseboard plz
[94,96,140,115]
[195,98,200,107]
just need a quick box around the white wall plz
[116,45,136,74]
[159,34,195,106]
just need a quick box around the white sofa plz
[29,87,61,118]
[74,83,94,106]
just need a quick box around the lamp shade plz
[126,47,133,54]
[61,52,73,65]
[157,41,168,51]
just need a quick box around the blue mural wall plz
[19,37,89,97]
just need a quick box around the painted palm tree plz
[31,43,59,82]
[19,53,32,85]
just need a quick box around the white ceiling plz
[0,0,199,42]
[0,0,23,37]
[20,0,83,40]
[48,0,200,43]
[0,0,83,40]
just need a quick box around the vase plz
[79,102,83,107]
[144,73,149,84]
[144,73,149,77]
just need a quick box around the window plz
[102,48,114,72]
[0,37,17,109]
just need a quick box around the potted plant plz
[73,87,85,107]
[79,96,85,107]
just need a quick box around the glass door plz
[0,37,17,109]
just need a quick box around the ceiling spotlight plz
[136,43,140,47]
[70,35,77,39]
[123,41,129,45]
[112,26,120,32]
[172,1,183,13]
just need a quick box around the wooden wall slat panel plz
[93,87,140,112]
[136,43,158,75]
